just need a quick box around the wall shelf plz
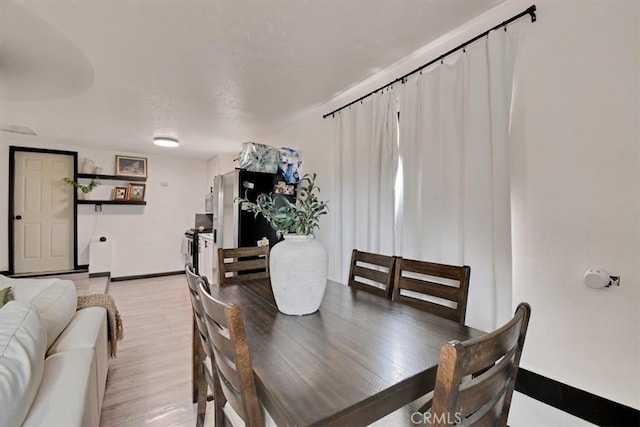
[77,200,146,206]
[78,173,146,182]
[76,173,147,206]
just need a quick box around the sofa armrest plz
[22,349,99,427]
[48,307,109,411]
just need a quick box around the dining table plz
[196,278,483,426]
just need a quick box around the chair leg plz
[214,403,226,427]
[196,363,207,427]
[192,316,200,404]
[213,377,227,427]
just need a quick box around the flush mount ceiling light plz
[153,136,179,147]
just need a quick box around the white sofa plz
[0,275,109,427]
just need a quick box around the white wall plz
[263,112,336,276]
[509,0,639,413]
[1,135,209,277]
[265,0,640,421]
[207,152,237,190]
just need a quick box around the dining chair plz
[392,258,471,324]
[185,263,223,427]
[197,281,276,427]
[427,302,531,426]
[347,249,396,299]
[218,245,270,285]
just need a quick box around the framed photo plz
[127,183,146,201]
[112,186,128,201]
[274,181,295,195]
[115,155,147,178]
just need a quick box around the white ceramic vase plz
[269,234,328,315]
[81,158,95,174]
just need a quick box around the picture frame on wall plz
[127,183,146,201]
[113,186,128,201]
[115,155,147,178]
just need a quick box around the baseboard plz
[110,270,184,282]
[89,272,111,278]
[6,268,89,279]
[516,368,640,426]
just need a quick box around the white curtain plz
[333,90,398,283]
[398,30,517,331]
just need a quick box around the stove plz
[184,229,200,273]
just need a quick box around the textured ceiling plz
[0,0,506,158]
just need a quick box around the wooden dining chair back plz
[429,302,531,426]
[218,245,270,285]
[392,258,471,324]
[185,263,223,427]
[348,249,396,299]
[197,281,266,427]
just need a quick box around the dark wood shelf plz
[77,200,146,205]
[77,173,146,182]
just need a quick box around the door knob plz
[15,215,22,220]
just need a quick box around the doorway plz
[9,147,77,275]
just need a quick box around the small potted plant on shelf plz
[237,172,329,316]
[64,177,100,200]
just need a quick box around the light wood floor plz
[96,274,212,427]
[68,272,110,296]
[66,273,408,426]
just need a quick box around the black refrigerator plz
[213,168,294,252]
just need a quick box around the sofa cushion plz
[0,300,47,427]
[0,275,60,300]
[48,307,109,407]
[22,348,99,427]
[0,275,77,349]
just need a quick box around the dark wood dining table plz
[199,278,483,426]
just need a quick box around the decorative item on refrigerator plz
[278,147,302,183]
[238,142,280,173]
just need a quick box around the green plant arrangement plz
[237,173,328,237]
[63,177,100,193]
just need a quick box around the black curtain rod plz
[323,4,537,119]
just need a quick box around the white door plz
[13,151,74,274]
